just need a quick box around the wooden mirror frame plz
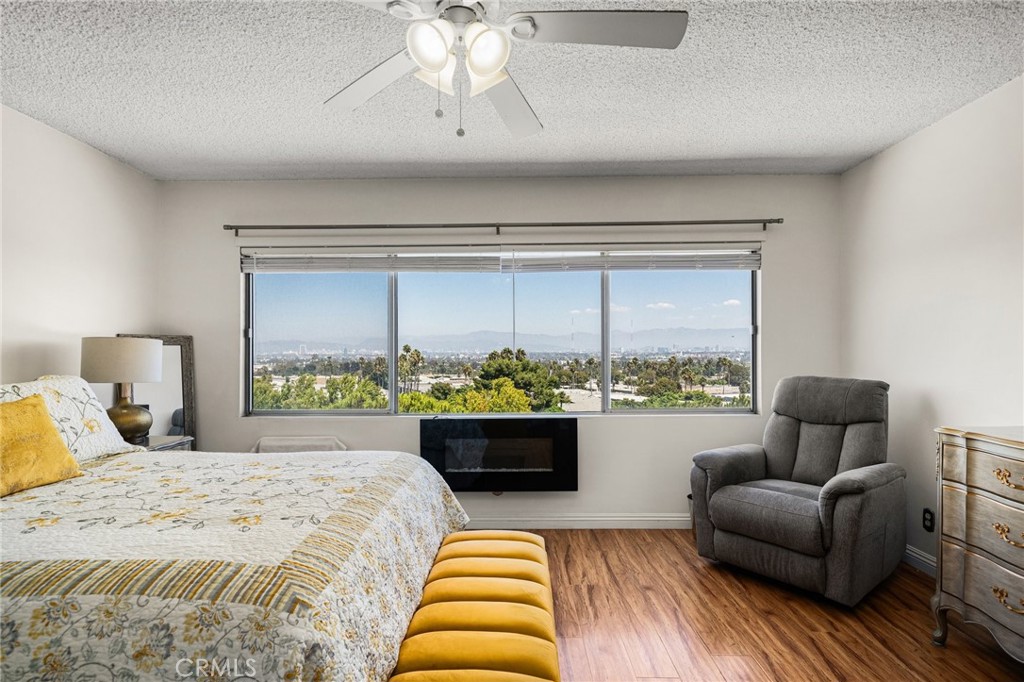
[117,333,196,447]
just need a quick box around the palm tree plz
[409,348,424,391]
[372,356,388,388]
[584,357,599,394]
[626,356,641,393]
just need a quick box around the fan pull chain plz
[456,77,465,137]
[435,71,443,118]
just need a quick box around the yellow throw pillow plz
[0,394,82,497]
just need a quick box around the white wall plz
[1,106,160,404]
[840,77,1024,560]
[8,77,1017,542]
[156,175,842,525]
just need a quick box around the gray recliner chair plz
[690,376,906,606]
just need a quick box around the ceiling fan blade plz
[345,1,391,13]
[324,49,416,111]
[345,1,435,18]
[485,72,543,140]
[507,10,688,49]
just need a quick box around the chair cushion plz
[791,423,847,485]
[709,480,825,556]
[391,672,553,682]
[437,540,548,566]
[393,631,559,681]
[771,376,889,425]
[421,576,554,615]
[443,530,545,549]
[406,601,556,643]
[740,479,822,501]
[428,557,551,588]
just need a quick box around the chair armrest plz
[819,463,907,546]
[820,463,907,502]
[692,444,767,498]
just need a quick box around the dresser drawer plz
[941,444,967,483]
[964,550,1024,638]
[964,448,1024,506]
[941,541,966,598]
[943,487,1024,571]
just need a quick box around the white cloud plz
[610,303,630,313]
[571,308,600,315]
[645,302,676,310]
[722,299,741,306]
[569,309,581,315]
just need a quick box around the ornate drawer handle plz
[992,523,1024,548]
[992,586,1024,615]
[993,468,1024,490]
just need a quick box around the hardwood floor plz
[536,529,1023,681]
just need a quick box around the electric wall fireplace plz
[420,417,578,492]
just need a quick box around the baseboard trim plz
[904,544,936,576]
[466,512,690,529]
[467,518,941,575]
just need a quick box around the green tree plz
[476,347,563,412]
[252,375,282,409]
[399,391,455,413]
[429,382,455,401]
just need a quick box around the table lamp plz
[81,337,163,444]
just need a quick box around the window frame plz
[243,261,759,417]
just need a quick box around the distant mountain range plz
[256,326,748,356]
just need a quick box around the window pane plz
[251,273,389,410]
[513,272,601,412]
[396,271,602,414]
[397,272,515,414]
[609,270,753,410]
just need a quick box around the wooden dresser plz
[933,426,1024,662]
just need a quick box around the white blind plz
[240,243,761,273]
[240,249,502,273]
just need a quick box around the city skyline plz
[254,270,753,344]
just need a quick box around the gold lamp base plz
[107,384,153,445]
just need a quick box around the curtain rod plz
[223,218,783,237]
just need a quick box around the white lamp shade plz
[466,24,510,78]
[469,68,508,97]
[414,53,456,95]
[81,337,163,383]
[406,21,452,73]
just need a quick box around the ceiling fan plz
[325,0,689,139]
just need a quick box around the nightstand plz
[145,435,195,451]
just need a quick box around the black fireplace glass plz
[421,417,577,492]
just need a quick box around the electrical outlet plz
[923,508,935,532]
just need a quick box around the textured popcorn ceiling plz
[1,0,1022,180]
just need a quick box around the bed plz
[0,448,469,681]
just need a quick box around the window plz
[397,272,513,413]
[243,245,758,414]
[609,270,753,410]
[249,272,390,411]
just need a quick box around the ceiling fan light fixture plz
[469,68,508,97]
[406,20,452,73]
[414,53,456,95]
[466,24,511,78]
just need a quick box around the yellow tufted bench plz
[390,530,560,682]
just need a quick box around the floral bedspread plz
[0,450,468,681]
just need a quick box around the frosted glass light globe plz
[467,27,510,77]
[407,22,449,73]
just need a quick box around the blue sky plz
[255,270,752,342]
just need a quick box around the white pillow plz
[0,375,145,463]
